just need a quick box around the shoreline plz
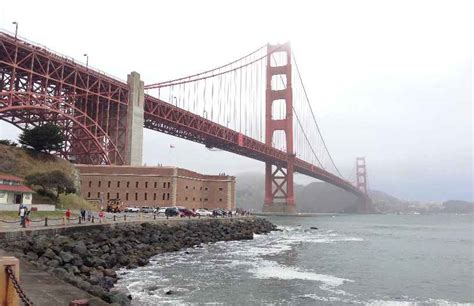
[0,217,277,305]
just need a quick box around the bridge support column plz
[125,71,144,166]
[356,157,371,212]
[262,43,296,214]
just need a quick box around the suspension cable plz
[292,52,344,178]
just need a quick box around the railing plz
[0,28,127,83]
[0,212,246,230]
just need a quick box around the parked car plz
[165,207,180,217]
[125,207,140,213]
[195,208,212,216]
[179,208,197,217]
[156,207,168,216]
[141,206,154,213]
[213,208,227,216]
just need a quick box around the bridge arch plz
[0,102,123,165]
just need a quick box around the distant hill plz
[442,200,474,213]
[236,172,366,213]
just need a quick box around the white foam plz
[251,261,353,287]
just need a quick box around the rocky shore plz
[0,218,276,305]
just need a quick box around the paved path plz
[0,249,109,306]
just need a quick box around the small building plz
[0,173,34,205]
[77,165,236,210]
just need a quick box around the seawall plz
[0,217,277,305]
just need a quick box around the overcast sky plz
[0,0,472,202]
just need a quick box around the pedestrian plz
[18,204,27,228]
[80,208,86,221]
[87,210,91,222]
[65,208,71,224]
[25,209,31,227]
[98,210,104,223]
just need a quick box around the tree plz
[26,170,76,202]
[18,123,64,153]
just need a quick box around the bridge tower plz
[356,157,371,212]
[262,43,296,214]
[356,157,368,194]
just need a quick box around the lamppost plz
[83,53,89,69]
[12,21,18,40]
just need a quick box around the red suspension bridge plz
[0,31,370,213]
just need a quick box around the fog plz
[0,0,472,202]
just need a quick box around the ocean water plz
[115,214,474,305]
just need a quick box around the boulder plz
[59,251,74,264]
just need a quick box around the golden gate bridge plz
[0,31,370,213]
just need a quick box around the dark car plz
[212,208,226,216]
[165,207,179,217]
[179,208,197,217]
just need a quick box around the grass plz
[0,210,67,221]
[0,144,75,179]
[58,194,99,211]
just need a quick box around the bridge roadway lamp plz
[12,21,18,40]
[83,53,89,68]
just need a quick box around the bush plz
[26,170,76,202]
[0,139,18,147]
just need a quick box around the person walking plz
[87,210,91,222]
[98,210,104,224]
[65,208,71,224]
[80,208,86,221]
[18,204,27,228]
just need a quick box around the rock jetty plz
[0,218,276,305]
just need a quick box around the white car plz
[195,208,212,216]
[125,207,140,213]
[156,207,168,216]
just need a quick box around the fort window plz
[167,182,171,188]
[219,198,223,202]
[136,182,139,188]
[154,182,157,188]
[185,197,188,201]
[127,181,130,188]
[186,185,188,189]
[97,192,100,198]
[219,187,223,191]
[193,197,195,201]
[153,193,156,201]
[200,187,202,190]
[88,181,92,188]
[193,186,195,190]
[145,182,148,188]
[167,193,170,200]
[108,181,111,188]
[162,193,166,200]
[163,182,166,188]
[87,192,91,198]
[98,181,101,188]
[204,198,208,201]
[144,193,147,201]
[205,187,208,191]
[107,192,110,200]
[200,198,202,202]
[116,192,119,199]
[117,181,120,188]
[126,193,129,201]
[135,193,138,201]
